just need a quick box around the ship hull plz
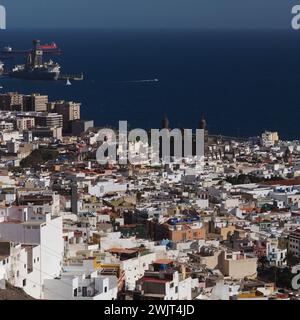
[9,70,60,81]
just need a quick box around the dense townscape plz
[1,91,300,300]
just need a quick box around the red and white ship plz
[2,41,61,55]
[37,42,58,51]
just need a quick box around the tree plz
[258,256,269,270]
[20,149,59,168]
[285,252,300,267]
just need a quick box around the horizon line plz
[0,26,293,31]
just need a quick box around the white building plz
[137,271,192,300]
[44,270,118,300]
[89,180,128,197]
[0,206,63,297]
[0,241,42,298]
[122,252,156,290]
[0,131,20,143]
[266,240,287,267]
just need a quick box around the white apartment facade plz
[44,271,118,300]
[0,206,63,298]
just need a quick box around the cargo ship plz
[9,40,61,81]
[37,42,58,51]
[2,42,60,55]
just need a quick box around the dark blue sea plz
[0,29,300,139]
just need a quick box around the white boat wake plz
[117,79,159,84]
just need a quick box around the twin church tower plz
[161,113,208,134]
[160,114,209,157]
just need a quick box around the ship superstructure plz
[9,40,61,80]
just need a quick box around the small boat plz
[3,46,12,53]
[66,78,72,86]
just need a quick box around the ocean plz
[0,29,300,139]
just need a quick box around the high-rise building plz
[71,119,94,136]
[46,102,56,113]
[50,101,81,132]
[35,113,63,128]
[16,117,35,131]
[23,93,48,112]
[261,131,279,148]
[0,92,23,111]
[31,127,62,140]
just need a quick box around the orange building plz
[147,218,206,242]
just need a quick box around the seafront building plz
[1,95,300,300]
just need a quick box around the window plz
[82,287,87,297]
[104,287,107,293]
[23,279,26,287]
[170,282,174,288]
[73,288,77,297]
[175,286,178,294]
